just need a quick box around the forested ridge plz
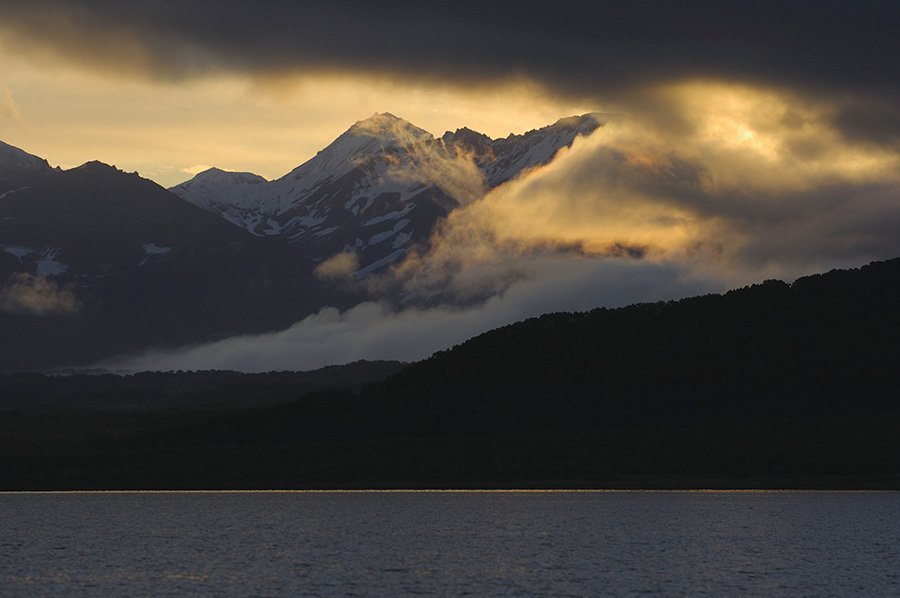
[2,259,899,489]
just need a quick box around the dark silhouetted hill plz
[1,258,898,489]
[0,161,363,371]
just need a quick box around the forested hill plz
[0,361,405,411]
[358,257,900,435]
[2,258,899,489]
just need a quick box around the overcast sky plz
[3,1,900,184]
[3,1,900,370]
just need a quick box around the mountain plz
[3,258,899,489]
[168,168,270,233]
[0,139,53,194]
[0,161,249,275]
[172,113,602,274]
[0,112,601,372]
[443,113,602,187]
[0,159,360,372]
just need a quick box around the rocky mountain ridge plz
[172,113,602,272]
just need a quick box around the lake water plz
[2,491,898,596]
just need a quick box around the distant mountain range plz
[0,114,601,371]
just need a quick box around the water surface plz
[2,490,898,595]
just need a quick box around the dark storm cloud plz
[6,1,900,145]
[4,1,900,102]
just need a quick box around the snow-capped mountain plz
[170,168,272,233]
[172,113,602,273]
[173,114,467,274]
[443,114,601,187]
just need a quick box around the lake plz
[2,491,898,596]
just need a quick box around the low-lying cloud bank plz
[106,257,718,372]
[106,81,900,372]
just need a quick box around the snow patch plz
[143,243,172,255]
[0,186,28,201]
[368,229,395,246]
[140,243,172,266]
[363,205,414,226]
[262,219,283,234]
[312,226,339,237]
[368,218,411,245]
[1,244,33,259]
[36,248,68,276]
[392,231,412,249]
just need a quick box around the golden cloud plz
[388,81,900,300]
[0,273,80,316]
[315,252,360,280]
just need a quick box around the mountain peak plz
[481,113,603,187]
[71,160,124,175]
[184,167,268,186]
[278,112,435,187]
[498,113,603,142]
[173,111,605,271]
[442,127,493,152]
[347,112,433,145]
[550,112,606,132]
[355,112,404,126]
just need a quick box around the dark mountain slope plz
[0,140,52,194]
[0,161,249,270]
[0,163,361,372]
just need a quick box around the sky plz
[3,1,899,187]
[4,1,900,370]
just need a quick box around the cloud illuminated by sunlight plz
[181,164,213,176]
[315,252,360,280]
[656,81,900,192]
[388,81,900,302]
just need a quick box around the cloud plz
[0,273,79,316]
[3,2,900,129]
[0,85,22,122]
[5,1,900,188]
[181,164,213,175]
[349,112,487,207]
[385,81,900,305]
[100,80,900,372]
[315,252,359,280]
[103,256,718,372]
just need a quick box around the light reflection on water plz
[2,491,898,596]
